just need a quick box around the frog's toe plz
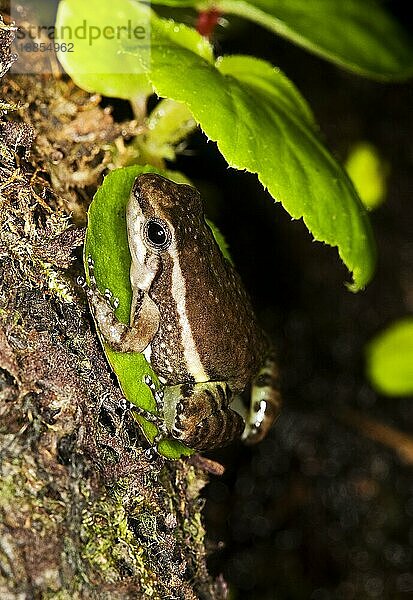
[144,447,159,462]
[144,374,155,389]
[87,255,97,284]
[103,288,120,310]
[154,389,164,403]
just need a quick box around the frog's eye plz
[144,218,172,251]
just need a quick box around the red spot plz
[196,8,221,39]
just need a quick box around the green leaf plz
[147,15,214,63]
[345,142,388,211]
[366,318,413,396]
[55,0,153,99]
[55,0,214,98]
[151,0,413,80]
[222,0,413,80]
[136,23,376,289]
[85,165,193,459]
[57,3,376,288]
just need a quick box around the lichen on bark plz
[0,13,225,600]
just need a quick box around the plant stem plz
[139,98,197,164]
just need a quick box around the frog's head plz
[126,173,205,310]
[128,171,203,258]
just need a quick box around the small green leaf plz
[85,165,193,459]
[345,142,388,211]
[55,0,153,99]
[135,24,375,289]
[366,318,413,396]
[206,219,232,264]
[148,16,214,63]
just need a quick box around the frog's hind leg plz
[242,353,282,444]
[164,382,244,451]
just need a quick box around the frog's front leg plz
[84,257,160,352]
[242,354,282,444]
[162,382,245,451]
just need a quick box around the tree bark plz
[0,15,225,600]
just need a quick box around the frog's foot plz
[164,382,244,451]
[78,256,120,310]
[82,256,155,352]
[83,255,159,353]
[86,255,97,283]
[77,256,97,290]
[129,405,168,459]
[242,353,282,444]
[77,256,93,290]
[131,402,168,433]
[103,288,120,310]
[128,375,170,455]
[87,256,120,305]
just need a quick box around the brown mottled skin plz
[135,174,268,392]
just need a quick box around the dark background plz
[170,3,413,599]
[2,1,412,598]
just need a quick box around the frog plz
[85,173,281,453]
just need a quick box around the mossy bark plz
[0,15,225,600]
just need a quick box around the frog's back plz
[135,174,267,392]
